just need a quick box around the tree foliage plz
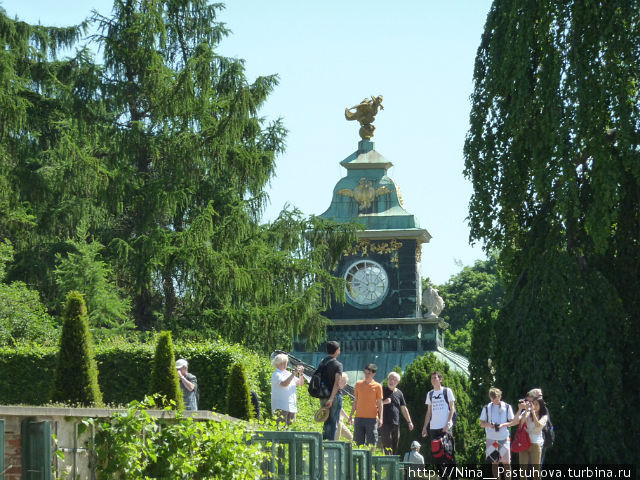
[226,362,254,420]
[51,291,103,406]
[0,3,356,352]
[433,255,504,357]
[55,234,133,330]
[0,239,59,346]
[149,331,183,409]
[464,0,640,462]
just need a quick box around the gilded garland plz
[343,239,403,267]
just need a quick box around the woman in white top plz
[510,396,548,469]
[270,353,305,426]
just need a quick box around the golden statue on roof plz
[345,95,384,139]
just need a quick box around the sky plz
[2,0,493,285]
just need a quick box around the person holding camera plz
[508,395,548,470]
[480,388,514,479]
[176,358,198,410]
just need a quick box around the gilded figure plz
[345,95,384,139]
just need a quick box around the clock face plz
[344,259,389,307]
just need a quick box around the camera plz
[518,399,526,404]
[493,423,501,432]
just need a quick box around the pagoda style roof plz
[320,139,431,243]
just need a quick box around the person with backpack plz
[311,341,343,440]
[479,388,514,479]
[421,371,457,476]
[176,358,198,410]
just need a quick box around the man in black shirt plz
[380,371,413,454]
[317,341,343,440]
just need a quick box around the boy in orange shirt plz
[348,363,383,447]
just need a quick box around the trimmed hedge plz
[51,291,103,406]
[0,338,271,414]
[149,331,183,409]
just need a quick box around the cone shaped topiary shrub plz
[51,291,103,406]
[226,362,254,420]
[149,331,183,409]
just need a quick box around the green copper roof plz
[320,140,431,242]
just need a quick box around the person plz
[316,341,344,440]
[176,358,198,410]
[479,388,514,479]
[335,372,354,441]
[421,371,457,473]
[349,363,383,447]
[403,440,425,464]
[380,372,414,455]
[250,390,261,420]
[508,396,548,472]
[270,353,305,426]
[526,388,551,464]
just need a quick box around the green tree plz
[55,235,132,330]
[0,5,355,351]
[434,255,504,332]
[226,362,254,420]
[51,291,103,406]
[398,353,482,464]
[464,0,640,462]
[0,240,58,346]
[149,331,183,409]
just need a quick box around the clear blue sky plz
[2,0,493,285]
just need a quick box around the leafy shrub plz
[149,331,183,409]
[90,396,266,479]
[397,352,483,463]
[226,363,254,420]
[0,338,270,410]
[51,291,103,406]
[0,239,59,346]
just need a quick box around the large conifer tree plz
[0,3,355,350]
[464,0,640,462]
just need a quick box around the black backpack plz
[428,387,458,427]
[308,359,331,398]
[542,416,555,449]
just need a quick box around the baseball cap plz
[176,359,188,369]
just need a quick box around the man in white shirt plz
[421,371,457,473]
[480,388,514,480]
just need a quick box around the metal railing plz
[252,430,408,480]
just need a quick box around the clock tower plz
[292,98,468,381]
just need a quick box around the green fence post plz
[371,455,400,480]
[351,449,372,480]
[0,419,4,480]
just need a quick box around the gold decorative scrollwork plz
[343,239,403,268]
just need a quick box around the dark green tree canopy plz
[464,0,640,462]
[0,2,356,351]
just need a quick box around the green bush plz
[397,352,483,463]
[51,291,103,406]
[0,338,270,410]
[148,331,183,409]
[90,396,266,479]
[0,239,59,347]
[226,363,254,420]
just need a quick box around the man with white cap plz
[176,358,198,410]
[403,441,425,465]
